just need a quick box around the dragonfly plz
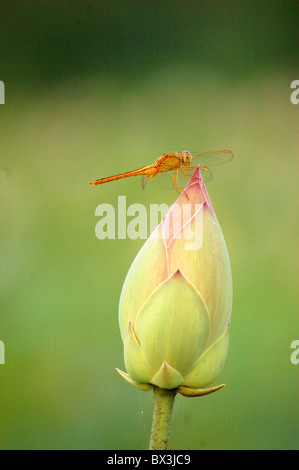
[90,150,234,193]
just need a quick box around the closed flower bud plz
[117,167,232,395]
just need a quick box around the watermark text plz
[0,341,5,364]
[290,80,299,105]
[95,196,204,250]
[0,81,4,104]
[290,340,299,365]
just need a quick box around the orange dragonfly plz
[90,150,234,193]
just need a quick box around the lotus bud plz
[117,167,232,395]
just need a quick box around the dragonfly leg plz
[179,167,193,179]
[181,164,213,181]
[181,164,196,171]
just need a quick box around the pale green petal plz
[167,204,232,343]
[116,368,152,391]
[118,229,168,340]
[151,362,184,389]
[124,323,156,384]
[135,270,211,376]
[177,383,225,397]
[183,325,229,389]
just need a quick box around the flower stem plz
[149,386,176,450]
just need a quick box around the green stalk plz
[149,386,176,450]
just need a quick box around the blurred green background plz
[0,0,298,450]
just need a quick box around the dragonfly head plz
[181,151,193,166]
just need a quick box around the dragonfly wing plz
[141,175,147,189]
[197,167,214,182]
[190,150,234,168]
[149,171,175,190]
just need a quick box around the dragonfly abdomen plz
[90,165,154,185]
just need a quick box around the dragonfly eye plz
[182,151,192,165]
